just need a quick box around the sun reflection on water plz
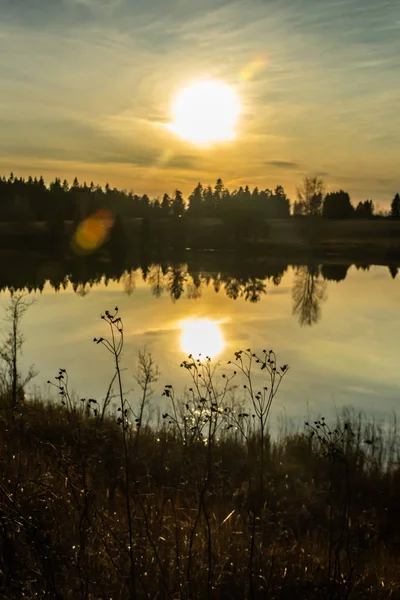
[180,318,225,359]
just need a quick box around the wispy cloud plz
[0,0,399,201]
[265,161,300,170]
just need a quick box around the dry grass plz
[0,394,400,599]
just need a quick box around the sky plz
[1,0,400,204]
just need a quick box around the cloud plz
[140,328,175,339]
[265,161,300,170]
[1,0,400,201]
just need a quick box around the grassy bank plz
[0,307,399,599]
[1,396,400,599]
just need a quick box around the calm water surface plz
[2,262,399,427]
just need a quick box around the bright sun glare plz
[169,81,241,145]
[180,318,225,359]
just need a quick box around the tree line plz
[294,176,400,219]
[1,173,399,223]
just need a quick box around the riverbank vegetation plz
[0,305,399,598]
[1,174,400,260]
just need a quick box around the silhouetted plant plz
[94,307,138,598]
[48,368,76,414]
[162,348,288,597]
[306,418,359,598]
[228,349,289,493]
[0,293,37,409]
[133,349,159,447]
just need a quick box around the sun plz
[180,318,225,359]
[169,80,241,146]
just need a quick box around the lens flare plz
[239,57,268,82]
[72,209,114,255]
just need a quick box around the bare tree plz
[0,293,37,409]
[134,349,159,445]
[296,176,325,216]
[292,265,327,326]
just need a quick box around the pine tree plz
[391,193,400,219]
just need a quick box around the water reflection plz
[122,270,137,296]
[0,251,399,328]
[180,318,225,358]
[292,265,327,327]
[320,264,350,282]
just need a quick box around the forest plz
[1,172,399,223]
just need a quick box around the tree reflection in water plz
[147,265,165,298]
[144,265,271,304]
[122,270,137,296]
[168,264,187,302]
[292,265,327,327]
[1,252,398,327]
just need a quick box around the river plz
[1,256,399,429]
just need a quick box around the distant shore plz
[0,217,400,262]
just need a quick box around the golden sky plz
[1,0,400,204]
